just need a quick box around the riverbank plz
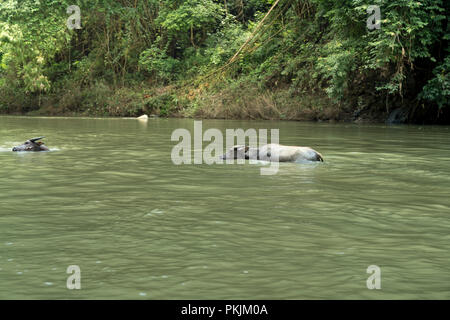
[2,81,448,124]
[0,86,376,123]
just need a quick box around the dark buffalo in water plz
[12,137,49,152]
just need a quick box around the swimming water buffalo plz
[221,144,323,162]
[12,137,49,152]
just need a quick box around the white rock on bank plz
[137,114,148,120]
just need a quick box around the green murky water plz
[0,116,449,299]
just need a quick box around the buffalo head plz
[12,137,49,152]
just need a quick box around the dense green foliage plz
[0,0,448,122]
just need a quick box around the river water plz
[0,116,449,299]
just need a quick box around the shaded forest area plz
[0,0,448,123]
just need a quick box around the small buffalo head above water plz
[12,137,49,152]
